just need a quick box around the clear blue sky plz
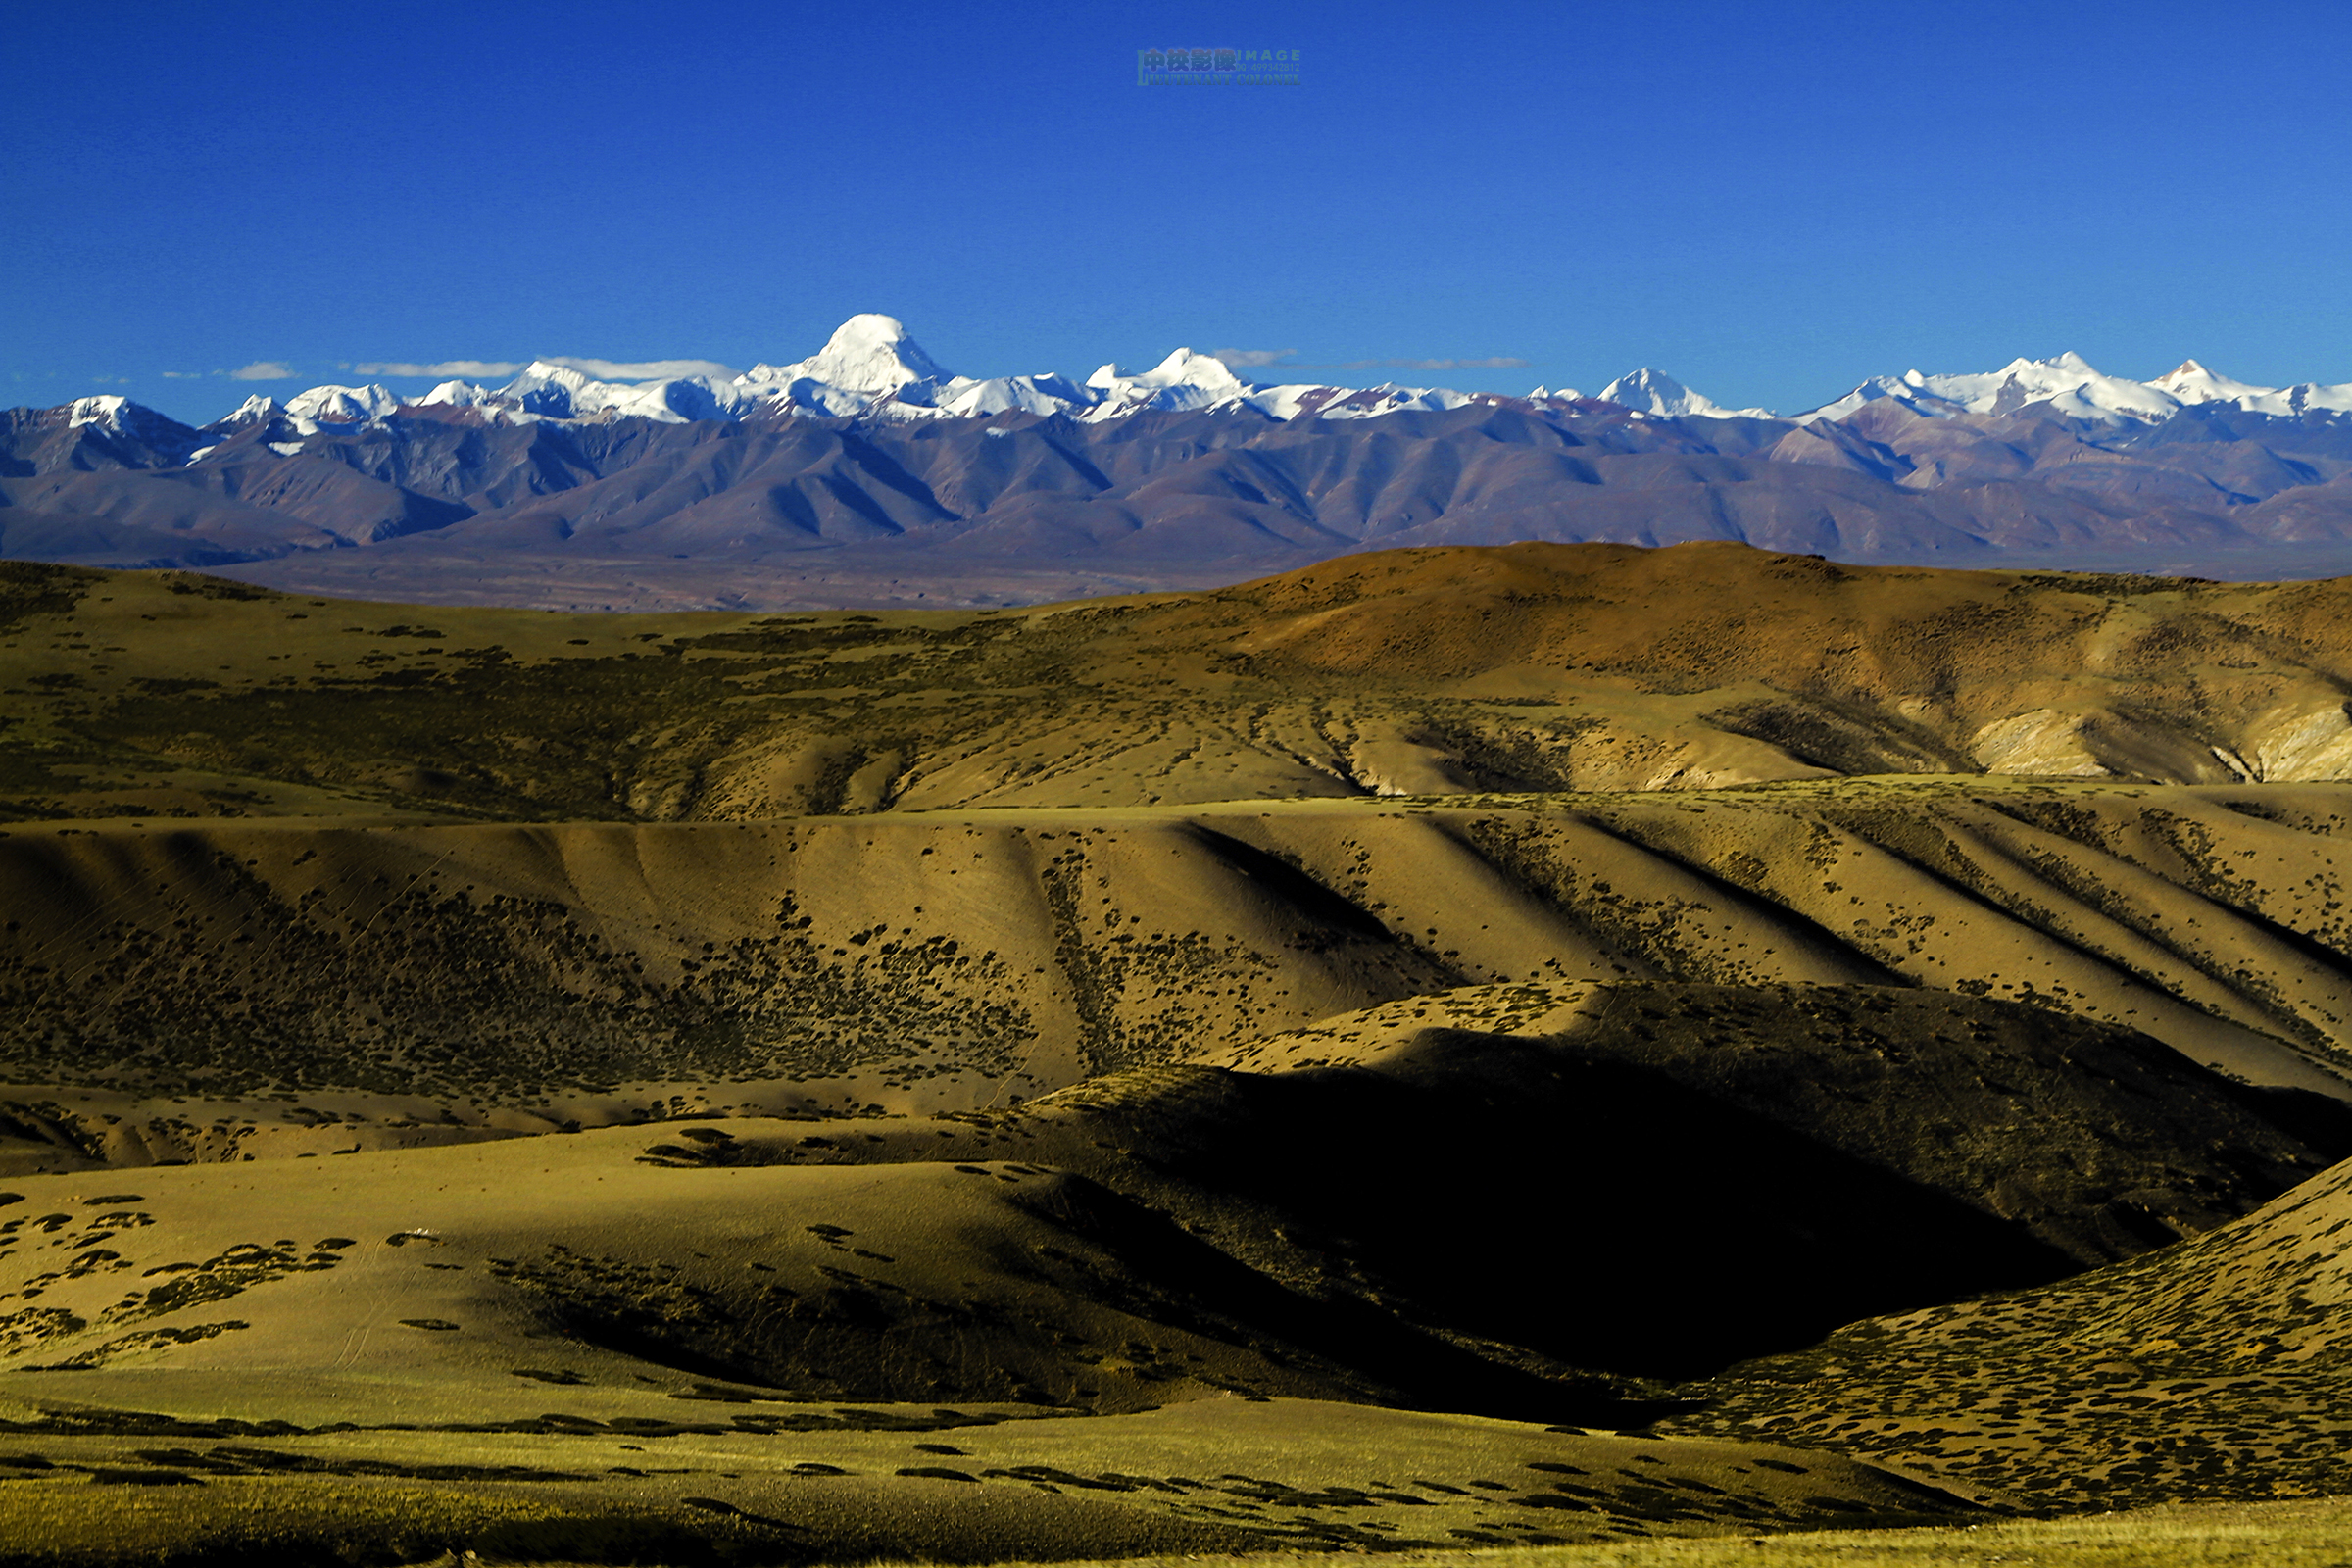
[8,0,2350,426]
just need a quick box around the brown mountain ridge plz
[14,391,2352,610]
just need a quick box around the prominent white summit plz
[2148,359,2274,407]
[68,395,138,431]
[286,383,405,425]
[745,313,947,395]
[1083,348,1252,417]
[1595,368,1772,420]
[215,318,2352,440]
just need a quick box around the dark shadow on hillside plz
[1144,1043,2082,1382]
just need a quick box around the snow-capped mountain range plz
[161,315,2352,441]
[21,311,2352,614]
[1808,353,2352,425]
[243,315,1498,436]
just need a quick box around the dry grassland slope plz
[11,778,2352,1176]
[17,543,2352,825]
[0,1133,1985,1561]
[8,545,2352,1558]
[1674,1140,2352,1510]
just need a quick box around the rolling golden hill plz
[18,540,2352,827]
[12,542,2352,1560]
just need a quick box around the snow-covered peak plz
[64,392,197,448]
[748,314,947,396]
[2147,359,2263,405]
[1980,354,2179,421]
[2292,381,2352,416]
[68,394,134,430]
[483,361,753,424]
[515,360,593,389]
[1799,354,2159,424]
[497,361,597,416]
[59,394,202,463]
[1080,348,1257,418]
[1086,347,1245,394]
[1247,382,1479,420]
[1801,353,2352,425]
[2138,359,2324,416]
[217,393,280,425]
[1800,373,1966,423]
[931,372,1091,418]
[286,383,401,424]
[1596,368,1770,419]
[417,379,506,410]
[186,395,284,449]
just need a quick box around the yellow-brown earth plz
[9,543,2352,1562]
